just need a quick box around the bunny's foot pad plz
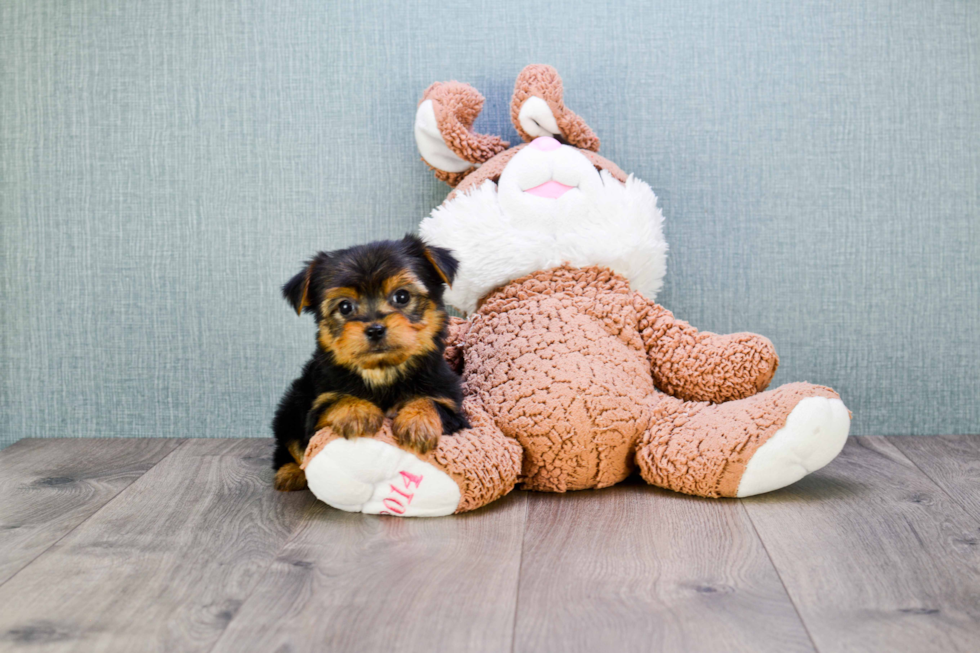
[302,416,523,517]
[304,436,461,517]
[737,396,850,497]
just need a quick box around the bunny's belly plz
[463,294,655,492]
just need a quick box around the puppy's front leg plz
[309,393,384,440]
[392,398,443,454]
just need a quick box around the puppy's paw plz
[320,396,385,439]
[274,463,308,492]
[393,398,442,454]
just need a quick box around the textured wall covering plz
[1,0,978,449]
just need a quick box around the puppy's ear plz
[423,245,459,288]
[403,235,459,288]
[282,253,328,315]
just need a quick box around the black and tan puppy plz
[271,235,469,491]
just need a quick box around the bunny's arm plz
[443,316,471,374]
[632,293,778,403]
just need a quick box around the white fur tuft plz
[420,172,667,314]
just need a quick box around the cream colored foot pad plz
[737,397,851,498]
[304,437,460,517]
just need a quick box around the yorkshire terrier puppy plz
[271,235,469,491]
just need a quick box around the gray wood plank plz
[743,436,980,653]
[0,438,183,586]
[512,482,815,653]
[0,438,315,653]
[209,491,529,653]
[890,435,980,520]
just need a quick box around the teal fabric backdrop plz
[2,0,978,448]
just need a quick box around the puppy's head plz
[283,235,458,386]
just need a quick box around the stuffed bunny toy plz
[300,65,850,517]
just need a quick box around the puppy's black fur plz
[271,235,468,491]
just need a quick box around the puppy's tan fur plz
[318,396,385,439]
[392,397,443,454]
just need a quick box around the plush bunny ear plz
[414,82,510,187]
[510,64,600,152]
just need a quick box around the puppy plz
[271,235,469,491]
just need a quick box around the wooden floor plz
[0,437,978,652]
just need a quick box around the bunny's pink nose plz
[529,136,561,151]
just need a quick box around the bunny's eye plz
[392,289,411,306]
[338,300,355,316]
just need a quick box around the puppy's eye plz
[338,300,354,316]
[392,289,411,306]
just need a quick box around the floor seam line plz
[740,499,822,653]
[0,438,189,592]
[887,436,980,525]
[202,496,320,653]
[508,492,530,653]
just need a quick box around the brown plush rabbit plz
[301,65,850,516]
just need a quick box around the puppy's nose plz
[365,324,387,342]
[530,136,561,151]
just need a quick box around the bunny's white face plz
[419,139,667,315]
[496,137,605,227]
[415,70,668,314]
